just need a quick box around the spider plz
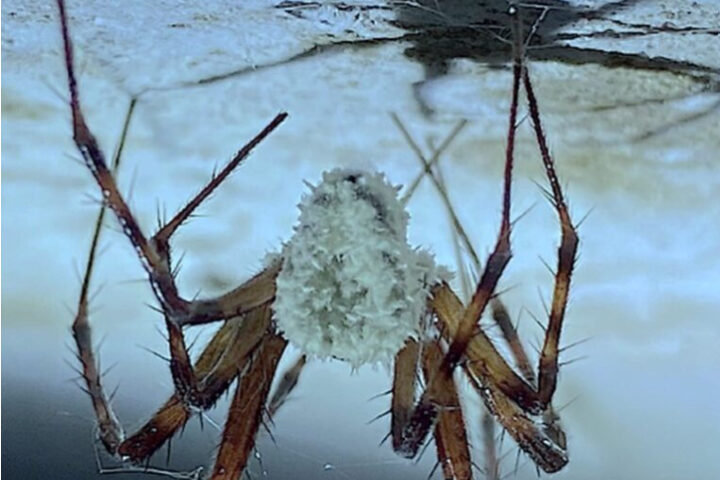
[59,1,578,479]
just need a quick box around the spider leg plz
[392,108,539,406]
[119,305,271,462]
[489,300,535,386]
[396,120,539,478]
[66,80,268,466]
[391,339,473,480]
[58,0,185,314]
[421,341,472,480]
[151,117,286,252]
[117,396,189,462]
[210,332,287,480]
[394,19,525,458]
[183,260,281,328]
[393,8,574,473]
[432,285,568,473]
[57,0,285,412]
[164,265,279,409]
[521,67,579,408]
[403,22,524,456]
[428,59,576,470]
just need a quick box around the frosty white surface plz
[274,169,448,366]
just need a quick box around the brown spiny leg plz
[391,339,473,480]
[422,341,472,480]
[64,71,264,469]
[57,0,286,412]
[181,263,281,327]
[488,278,569,471]
[210,332,287,480]
[483,299,534,480]
[429,41,579,461]
[71,136,272,464]
[432,285,568,473]
[391,7,577,474]
[490,300,535,385]
[393,120,515,478]
[118,304,271,461]
[396,7,542,407]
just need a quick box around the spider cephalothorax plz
[60,0,578,478]
[274,169,448,366]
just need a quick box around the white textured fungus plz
[273,169,449,366]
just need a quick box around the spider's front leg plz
[57,0,285,413]
[70,131,275,464]
[390,10,578,473]
[72,177,271,467]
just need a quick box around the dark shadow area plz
[250,1,718,116]
[390,0,717,112]
[393,0,645,77]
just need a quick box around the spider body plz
[274,168,448,366]
[59,1,579,478]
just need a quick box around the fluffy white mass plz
[273,169,449,366]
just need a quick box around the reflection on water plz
[3,1,720,480]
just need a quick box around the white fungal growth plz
[273,169,449,366]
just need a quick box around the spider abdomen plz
[273,169,447,366]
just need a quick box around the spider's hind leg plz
[210,332,287,480]
[421,341,473,480]
[391,338,473,480]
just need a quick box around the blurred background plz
[3,1,720,479]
